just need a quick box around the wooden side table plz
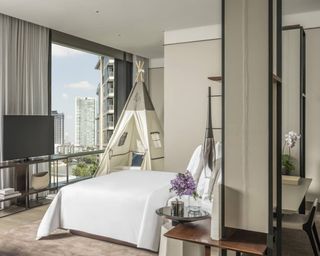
[164,219,267,256]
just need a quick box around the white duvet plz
[37,170,176,251]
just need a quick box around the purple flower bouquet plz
[169,171,198,199]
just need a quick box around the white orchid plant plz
[282,131,301,175]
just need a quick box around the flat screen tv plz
[3,115,54,161]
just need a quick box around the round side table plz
[156,206,210,226]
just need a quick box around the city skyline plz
[51,43,99,144]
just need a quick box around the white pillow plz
[186,145,202,177]
[186,142,222,198]
[196,164,211,196]
[215,141,222,160]
[203,160,222,200]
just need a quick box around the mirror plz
[282,26,305,178]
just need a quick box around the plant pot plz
[281,166,290,175]
[171,200,184,217]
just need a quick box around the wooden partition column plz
[222,0,282,254]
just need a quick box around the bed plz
[37,143,220,252]
[36,170,176,251]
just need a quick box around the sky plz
[51,44,100,144]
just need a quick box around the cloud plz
[52,44,84,57]
[64,81,95,90]
[62,93,69,99]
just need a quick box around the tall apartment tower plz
[95,57,115,148]
[75,97,96,147]
[51,110,64,145]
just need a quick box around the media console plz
[0,150,104,217]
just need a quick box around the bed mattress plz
[37,170,176,251]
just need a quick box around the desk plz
[282,178,312,212]
[164,219,267,256]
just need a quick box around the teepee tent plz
[95,61,164,176]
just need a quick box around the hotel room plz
[0,0,320,255]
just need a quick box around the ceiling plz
[0,0,219,58]
[0,0,319,58]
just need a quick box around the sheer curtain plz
[0,13,49,190]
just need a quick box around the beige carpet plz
[0,213,318,256]
[0,221,157,256]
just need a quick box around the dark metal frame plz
[268,0,275,254]
[299,28,306,214]
[275,0,283,255]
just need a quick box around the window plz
[107,81,114,95]
[151,132,162,148]
[50,39,132,180]
[118,132,128,146]
[51,44,117,180]
[51,44,100,152]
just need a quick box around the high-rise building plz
[75,97,96,147]
[95,57,115,148]
[51,110,64,145]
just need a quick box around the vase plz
[171,200,184,217]
[187,196,201,212]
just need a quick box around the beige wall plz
[306,28,320,201]
[149,67,164,127]
[164,39,221,171]
[224,0,269,233]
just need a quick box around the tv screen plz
[3,115,54,161]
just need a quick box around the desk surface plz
[282,178,312,212]
[164,219,267,255]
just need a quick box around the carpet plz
[0,218,318,256]
[0,221,157,256]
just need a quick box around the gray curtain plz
[0,13,49,190]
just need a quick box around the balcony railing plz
[52,149,104,185]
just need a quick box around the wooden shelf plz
[0,205,26,218]
[208,76,222,82]
[0,194,23,203]
[164,219,267,256]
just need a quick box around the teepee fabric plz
[95,80,164,176]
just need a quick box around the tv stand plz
[0,155,63,218]
[0,150,103,218]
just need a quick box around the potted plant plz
[282,131,301,175]
[169,171,198,216]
